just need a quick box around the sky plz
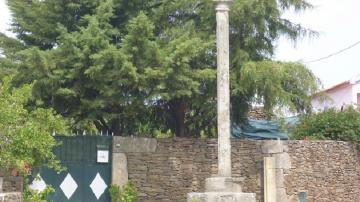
[0,0,11,35]
[275,0,360,88]
[0,0,359,88]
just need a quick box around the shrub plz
[291,107,360,142]
[23,184,55,202]
[109,182,138,202]
[0,77,69,173]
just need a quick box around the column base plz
[187,192,256,202]
[205,177,242,192]
[187,177,256,202]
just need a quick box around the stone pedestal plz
[188,192,256,202]
[188,177,255,202]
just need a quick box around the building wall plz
[312,85,354,111]
[352,83,360,105]
[112,137,360,202]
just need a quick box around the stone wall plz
[286,141,360,202]
[0,192,22,202]
[112,137,360,202]
[0,170,23,202]
[113,138,265,202]
[0,176,23,193]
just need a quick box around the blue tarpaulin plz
[232,117,298,140]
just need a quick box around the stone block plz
[273,153,291,169]
[187,192,256,202]
[264,157,276,169]
[205,177,242,192]
[261,140,283,154]
[113,137,157,153]
[276,188,288,202]
[263,157,276,202]
[0,192,22,202]
[112,153,128,187]
[282,144,289,152]
[275,169,284,188]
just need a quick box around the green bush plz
[291,107,360,142]
[23,183,54,202]
[109,182,138,202]
[0,77,69,173]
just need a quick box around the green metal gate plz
[31,135,112,202]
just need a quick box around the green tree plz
[0,0,319,137]
[6,0,99,49]
[0,77,69,173]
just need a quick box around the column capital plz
[213,0,233,11]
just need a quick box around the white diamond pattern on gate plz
[60,173,78,199]
[29,174,47,192]
[90,172,108,199]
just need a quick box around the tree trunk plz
[169,98,187,137]
[110,116,122,136]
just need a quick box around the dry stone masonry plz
[112,137,360,202]
[286,141,360,202]
[0,192,22,202]
[0,170,22,202]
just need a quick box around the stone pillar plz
[264,157,276,202]
[215,0,232,178]
[261,140,291,202]
[111,153,128,188]
[187,1,257,200]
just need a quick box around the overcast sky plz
[275,0,360,88]
[1,0,359,88]
[0,0,11,36]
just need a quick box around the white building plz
[312,74,360,112]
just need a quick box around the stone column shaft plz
[215,0,232,177]
[188,1,256,199]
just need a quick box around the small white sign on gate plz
[97,150,109,163]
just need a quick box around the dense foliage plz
[109,183,138,202]
[291,107,360,142]
[0,0,319,137]
[0,77,69,173]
